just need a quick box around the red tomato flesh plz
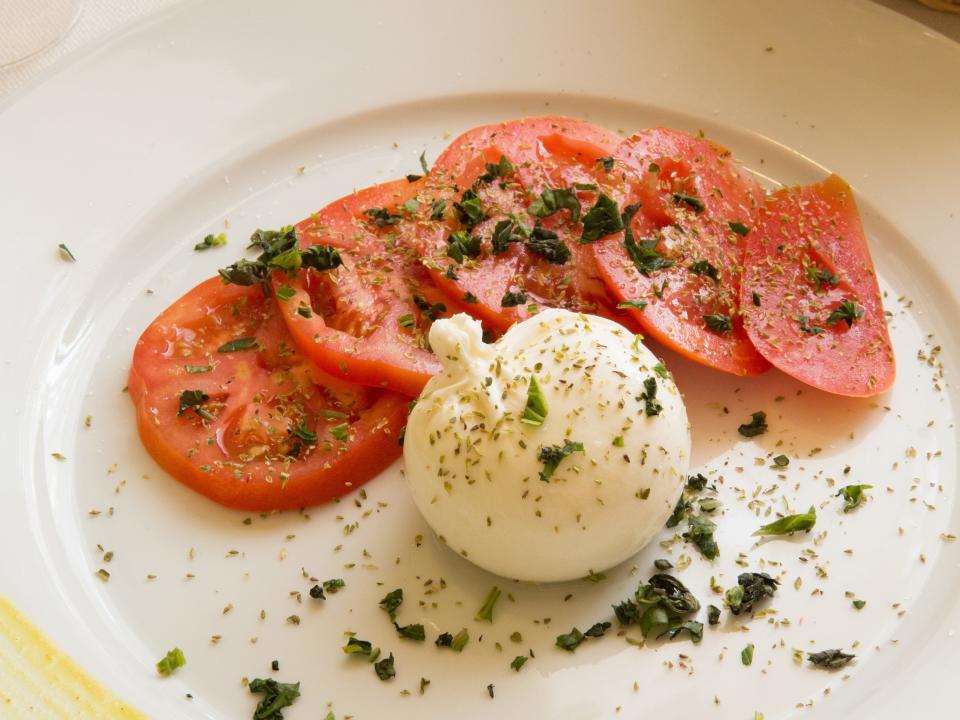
[590,128,770,376]
[128,278,408,510]
[740,174,895,396]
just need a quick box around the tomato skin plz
[274,179,462,398]
[422,116,638,332]
[129,278,407,510]
[740,175,895,397]
[590,128,770,376]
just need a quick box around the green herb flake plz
[771,454,790,468]
[475,586,501,623]
[737,411,768,438]
[753,506,816,536]
[453,189,484,230]
[641,376,662,417]
[826,299,864,327]
[597,156,615,172]
[248,678,300,720]
[689,259,720,282]
[624,235,673,276]
[707,604,721,625]
[617,299,648,310]
[555,627,586,652]
[742,643,755,666]
[394,622,426,641]
[58,243,77,262]
[374,653,396,681]
[704,313,732,334]
[528,187,581,223]
[379,588,403,620]
[613,574,700,641]
[501,290,527,307]
[725,572,779,615]
[752,290,761,307]
[217,337,258,353]
[520,375,548,426]
[446,230,482,264]
[419,151,430,176]
[194,233,227,252]
[398,314,416,330]
[491,218,526,254]
[580,193,623,243]
[275,285,296,301]
[301,244,343,272]
[728,221,750,236]
[329,423,349,442]
[525,224,571,264]
[156,647,186,676]
[683,514,719,560]
[364,207,402,228]
[178,389,214,421]
[463,291,479,304]
[537,440,584,481]
[342,637,378,659]
[510,655,528,672]
[430,199,446,221]
[852,599,866,610]
[837,484,873,513]
[807,649,855,670]
[289,421,317,445]
[672,192,705,213]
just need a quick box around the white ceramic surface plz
[1,1,958,718]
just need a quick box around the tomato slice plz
[274,179,466,397]
[420,117,637,332]
[590,128,770,375]
[740,175,895,396]
[128,277,408,510]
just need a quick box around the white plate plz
[2,1,959,718]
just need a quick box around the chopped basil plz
[217,337,258,353]
[185,364,212,374]
[689,259,720,282]
[852,599,866,610]
[476,155,515,184]
[446,230,482,264]
[672,192,705,213]
[248,678,300,719]
[520,375,548,426]
[584,621,611,637]
[613,574,701,641]
[753,506,816,536]
[501,291,527,307]
[453,189,484,230]
[683,514,719,560]
[475,586,501,623]
[289,421,317,445]
[597,156,615,172]
[624,235,673,276]
[402,199,418,216]
[374,653,396,681]
[363,207,402,228]
[666,496,692,528]
[398,314,416,329]
[296,305,312,318]
[463,291,479,304]
[657,621,703,643]
[394,622,426,641]
[156,647,186,676]
[837,484,873,513]
[308,584,325,600]
[444,264,458,280]
[442,628,470,652]
[751,291,761,306]
[218,258,267,286]
[617,299,648,310]
[652,362,669,379]
[580,193,623,243]
[413,295,447,320]
[640,376,662,417]
[797,315,824,336]
[329,423,349,442]
[420,151,430,175]
[826,299,864,327]
[807,649,855,670]
[58,243,77,262]
[528,187,581,223]
[275,285,296,301]
[342,637,378,659]
[525,224,571,264]
[434,632,452,647]
[537,440,584,481]
[195,233,227,251]
[648,162,660,173]
[728,221,750,236]
[267,245,302,275]
[771,454,789,468]
[703,314,732,334]
[686,473,708,491]
[742,643,755,666]
[804,261,840,288]
[555,628,586,652]
[430,199,446,221]
[301,244,343,272]
[707,605,721,625]
[178,389,213,421]
[653,559,673,571]
[737,411,768,438]
[379,588,403,620]
[698,497,720,512]
[725,572,779,615]
[491,218,527,254]
[322,578,345,594]
[510,655,528,672]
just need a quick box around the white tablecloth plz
[1,0,959,102]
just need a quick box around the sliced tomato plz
[590,128,770,375]
[274,179,467,397]
[128,277,408,511]
[740,175,895,396]
[418,117,638,332]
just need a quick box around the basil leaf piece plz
[520,375,548,426]
[363,207,402,228]
[394,622,426,641]
[580,193,623,243]
[742,643,755,666]
[248,678,301,719]
[156,647,185,676]
[625,235,673,275]
[510,655,528,672]
[728,221,750,236]
[737,411,768,437]
[217,337,258,353]
[555,627,585,652]
[724,572,779,615]
[826,299,864,327]
[537,440,584,481]
[753,506,816,536]
[475,586,501,623]
[672,192,705,213]
[528,187,581,222]
[657,621,703,644]
[491,218,526,254]
[419,151,430,176]
[807,649,855,670]
[58,243,77,262]
[525,224,571,264]
[703,314,732,334]
[430,199,446,221]
[707,604,721,625]
[379,588,403,620]
[194,233,227,251]
[275,285,296,301]
[453,189,484,230]
[501,290,527,307]
[413,295,446,320]
[683,514,719,560]
[689,259,720,282]
[322,578,345,594]
[617,299,648,310]
[374,653,395,681]
[301,244,343,272]
[837,484,873,513]
[446,230,482,264]
[597,156,615,172]
[178,389,214,421]
[640,376,662,417]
